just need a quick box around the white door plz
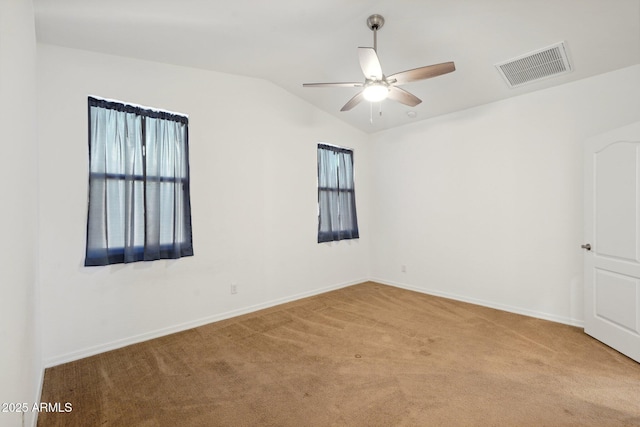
[584,122,640,363]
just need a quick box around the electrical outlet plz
[230,283,238,294]
[401,265,407,273]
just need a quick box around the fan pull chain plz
[369,102,384,124]
[370,102,373,124]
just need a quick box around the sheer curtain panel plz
[317,144,359,243]
[85,97,193,266]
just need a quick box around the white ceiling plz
[34,0,640,133]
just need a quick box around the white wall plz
[370,65,640,326]
[0,1,40,426]
[35,39,640,366]
[37,44,371,366]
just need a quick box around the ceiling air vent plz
[495,42,572,88]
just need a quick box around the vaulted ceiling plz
[34,0,640,133]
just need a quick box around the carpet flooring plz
[38,282,640,426]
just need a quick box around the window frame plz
[84,96,194,266]
[317,143,359,243]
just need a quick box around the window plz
[85,97,193,266]
[317,144,359,243]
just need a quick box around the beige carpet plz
[38,282,640,426]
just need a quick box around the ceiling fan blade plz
[340,91,365,111]
[388,61,455,85]
[303,82,364,88]
[358,47,383,80]
[387,86,422,107]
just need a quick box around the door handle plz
[581,243,592,251]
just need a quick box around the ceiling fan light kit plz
[303,14,456,116]
[362,83,389,102]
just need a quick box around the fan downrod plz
[366,14,385,31]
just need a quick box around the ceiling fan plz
[303,14,456,112]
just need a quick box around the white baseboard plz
[29,366,44,427]
[370,277,585,328]
[44,276,584,368]
[44,278,365,368]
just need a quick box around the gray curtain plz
[85,97,193,266]
[317,144,359,243]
